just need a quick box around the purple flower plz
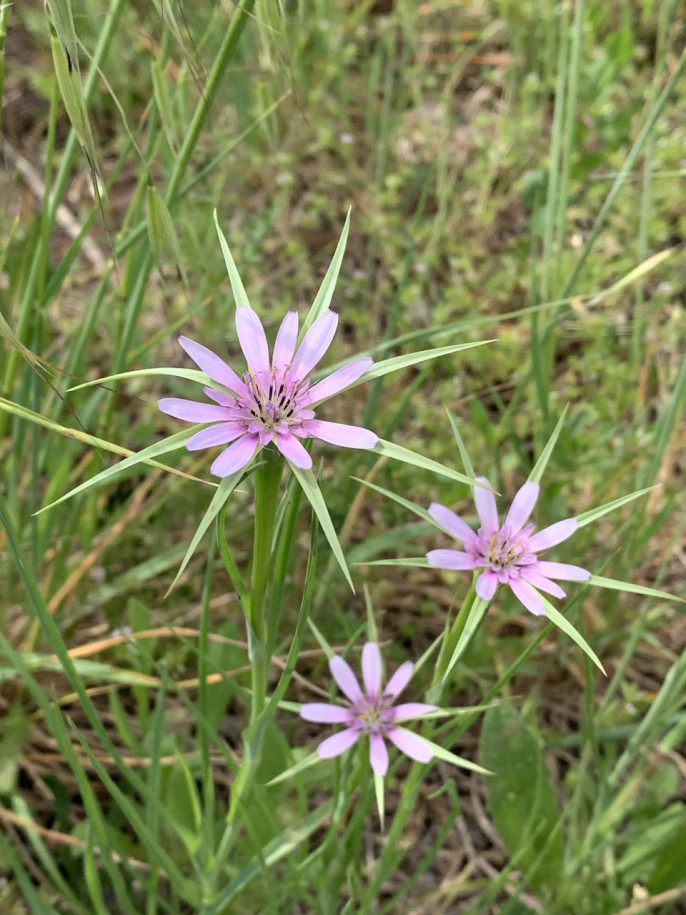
[300,643,436,777]
[158,307,378,477]
[427,478,590,617]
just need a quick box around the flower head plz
[300,643,436,777]
[158,307,378,477]
[427,478,590,616]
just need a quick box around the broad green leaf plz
[300,209,350,338]
[576,486,658,527]
[528,406,568,484]
[586,575,681,603]
[354,340,492,387]
[419,734,491,774]
[36,427,203,514]
[213,209,252,310]
[374,439,481,488]
[68,366,211,391]
[479,705,564,890]
[540,595,605,673]
[167,472,245,595]
[289,464,354,591]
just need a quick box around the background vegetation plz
[1,0,685,912]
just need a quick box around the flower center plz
[485,530,525,571]
[240,368,313,434]
[353,696,395,735]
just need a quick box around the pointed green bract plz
[446,409,475,479]
[35,427,203,514]
[289,464,354,591]
[356,340,492,386]
[167,472,245,595]
[586,575,681,602]
[419,735,491,775]
[354,478,435,524]
[528,406,568,484]
[265,751,321,786]
[576,486,658,527]
[540,595,606,673]
[442,596,489,681]
[374,439,481,488]
[213,209,252,310]
[67,367,211,391]
[300,209,351,339]
[374,772,385,825]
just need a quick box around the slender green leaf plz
[446,409,475,479]
[354,477,435,523]
[588,248,674,306]
[266,751,321,786]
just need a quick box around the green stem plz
[248,449,283,721]
[433,578,477,687]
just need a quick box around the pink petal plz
[290,310,338,379]
[393,703,437,719]
[504,481,539,535]
[519,568,566,599]
[275,432,312,469]
[203,386,234,406]
[427,549,480,571]
[527,518,578,553]
[235,307,270,374]
[210,436,259,477]
[476,569,498,600]
[509,578,546,616]
[299,703,350,723]
[369,734,389,776]
[178,336,245,394]
[329,656,364,704]
[272,311,299,368]
[362,643,382,697]
[387,728,433,763]
[157,398,231,423]
[306,420,378,449]
[185,423,245,451]
[474,476,498,532]
[317,729,360,759]
[534,561,590,581]
[306,357,373,405]
[384,661,413,699]
[428,503,477,545]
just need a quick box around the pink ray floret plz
[300,643,436,777]
[158,307,378,476]
[427,478,590,617]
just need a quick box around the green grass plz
[1,1,686,913]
